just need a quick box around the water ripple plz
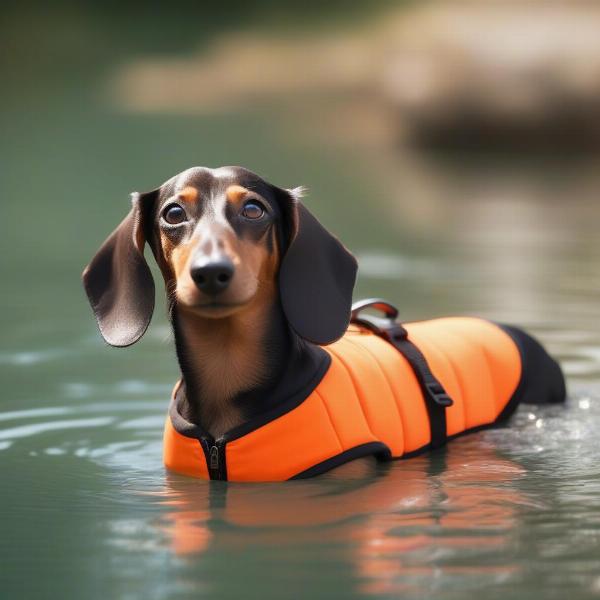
[0,406,72,422]
[0,417,115,441]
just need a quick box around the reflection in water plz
[151,446,527,597]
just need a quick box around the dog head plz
[82,166,357,347]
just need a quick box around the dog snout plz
[190,257,235,295]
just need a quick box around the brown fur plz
[178,186,198,203]
[225,184,250,203]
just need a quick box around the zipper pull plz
[209,445,220,478]
[210,445,219,471]
[205,440,226,480]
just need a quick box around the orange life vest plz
[163,316,526,482]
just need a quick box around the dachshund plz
[83,166,565,481]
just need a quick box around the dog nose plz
[190,259,234,295]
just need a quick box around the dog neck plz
[171,299,325,439]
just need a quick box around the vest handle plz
[350,298,399,322]
[351,299,404,339]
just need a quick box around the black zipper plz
[202,437,227,481]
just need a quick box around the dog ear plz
[277,189,358,345]
[82,190,158,347]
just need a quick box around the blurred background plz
[2,1,600,599]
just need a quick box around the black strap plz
[350,299,453,449]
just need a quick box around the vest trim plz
[290,442,392,479]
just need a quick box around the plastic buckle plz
[425,381,454,407]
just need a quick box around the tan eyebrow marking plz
[226,185,249,203]
[177,186,198,203]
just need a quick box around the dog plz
[83,166,566,481]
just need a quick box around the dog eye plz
[241,201,265,220]
[163,204,187,225]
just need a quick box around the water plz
[2,4,600,599]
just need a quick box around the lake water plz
[2,4,600,599]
